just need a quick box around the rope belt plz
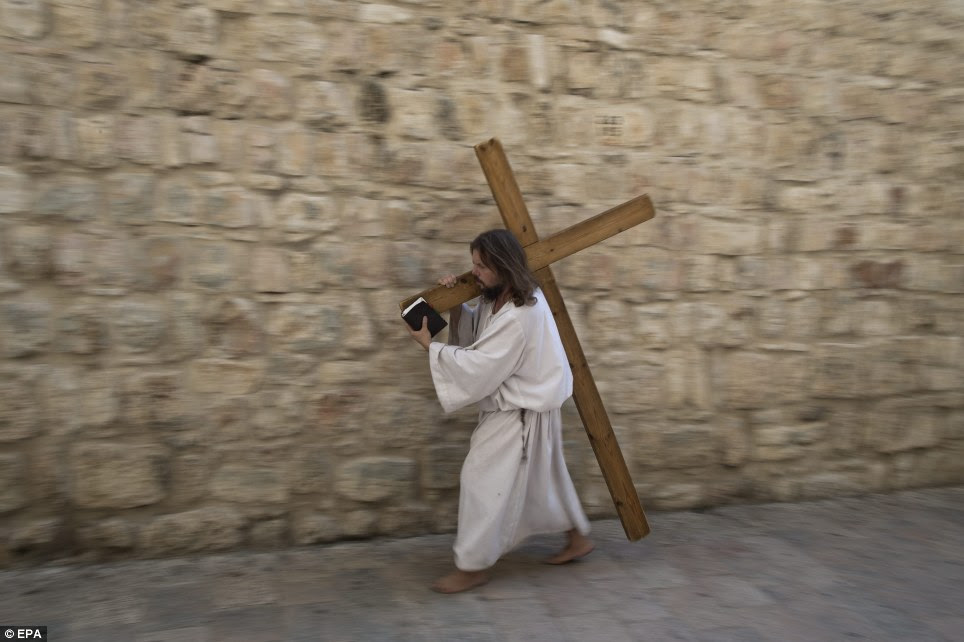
[520,408,529,461]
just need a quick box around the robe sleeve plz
[429,315,526,413]
[447,301,478,348]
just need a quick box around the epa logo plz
[2,628,47,640]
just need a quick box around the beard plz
[478,280,505,302]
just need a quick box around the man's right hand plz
[438,274,458,288]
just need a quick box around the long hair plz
[470,229,539,307]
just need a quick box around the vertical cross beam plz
[474,139,650,541]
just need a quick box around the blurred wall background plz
[0,0,961,566]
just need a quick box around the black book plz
[401,297,448,337]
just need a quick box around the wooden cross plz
[399,138,654,541]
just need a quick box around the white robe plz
[428,288,590,571]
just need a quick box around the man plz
[404,229,593,594]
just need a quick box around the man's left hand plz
[405,316,432,351]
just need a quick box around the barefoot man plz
[404,229,594,594]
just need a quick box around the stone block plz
[276,193,337,235]
[621,247,681,292]
[45,367,118,436]
[123,371,195,431]
[70,442,167,509]
[278,125,311,176]
[752,424,825,461]
[252,16,324,63]
[203,297,264,357]
[340,509,378,538]
[811,343,861,398]
[111,299,168,354]
[0,372,41,442]
[696,218,765,256]
[252,247,290,293]
[358,78,391,124]
[157,177,201,225]
[134,236,181,291]
[638,425,719,470]
[715,351,772,409]
[33,176,100,221]
[55,302,109,355]
[188,241,247,291]
[864,402,941,454]
[892,446,964,488]
[359,3,412,23]
[335,456,417,502]
[250,69,292,119]
[851,259,905,289]
[139,507,244,555]
[108,173,155,225]
[0,54,28,104]
[53,233,133,294]
[116,115,160,166]
[209,61,250,119]
[246,124,278,174]
[167,292,205,361]
[675,253,715,293]
[77,517,136,552]
[168,451,211,504]
[1,297,51,357]
[178,116,219,165]
[298,80,353,131]
[388,241,428,289]
[388,88,436,140]
[379,502,434,538]
[172,4,218,58]
[265,301,342,355]
[204,186,264,228]
[290,446,331,494]
[643,482,706,511]
[592,105,656,147]
[1,0,48,39]
[5,225,52,280]
[0,167,27,213]
[167,60,217,115]
[422,444,463,490]
[205,395,254,443]
[664,348,711,409]
[717,416,751,467]
[211,464,288,504]
[76,62,126,110]
[249,519,286,547]
[53,0,102,47]
[631,303,670,350]
[292,512,339,545]
[75,114,116,168]
[5,517,60,557]
[598,361,665,413]
[0,452,26,512]
[190,359,263,395]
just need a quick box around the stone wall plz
[0,0,961,566]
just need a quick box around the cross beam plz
[399,139,653,541]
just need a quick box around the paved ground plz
[1,487,961,642]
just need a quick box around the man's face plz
[471,250,501,289]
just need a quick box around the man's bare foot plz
[431,569,489,594]
[545,530,594,565]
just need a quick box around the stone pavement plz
[1,487,961,642]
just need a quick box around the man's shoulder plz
[508,289,549,320]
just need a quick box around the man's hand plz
[405,316,432,351]
[439,274,457,289]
